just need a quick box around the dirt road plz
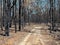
[18,24,59,45]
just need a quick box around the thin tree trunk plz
[19,0,21,31]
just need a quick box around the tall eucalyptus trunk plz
[3,0,11,36]
[4,0,11,36]
[14,0,17,33]
[19,0,21,31]
[1,0,3,30]
[49,0,55,33]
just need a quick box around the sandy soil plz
[0,23,60,45]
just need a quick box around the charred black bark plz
[14,0,17,33]
[19,0,21,31]
[49,0,56,33]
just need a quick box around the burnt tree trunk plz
[19,0,21,31]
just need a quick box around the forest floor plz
[0,23,60,45]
